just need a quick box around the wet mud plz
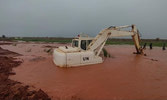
[1,42,167,100]
[0,45,50,100]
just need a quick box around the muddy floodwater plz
[1,42,167,100]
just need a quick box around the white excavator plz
[53,24,143,67]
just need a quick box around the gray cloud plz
[0,0,167,39]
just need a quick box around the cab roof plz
[73,37,93,40]
[73,33,94,40]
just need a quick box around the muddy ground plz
[0,41,167,100]
[0,44,51,100]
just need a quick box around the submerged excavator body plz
[53,25,143,67]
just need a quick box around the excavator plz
[53,24,143,67]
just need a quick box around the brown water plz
[2,43,167,100]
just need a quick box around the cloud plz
[0,0,166,39]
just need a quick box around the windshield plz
[72,40,78,47]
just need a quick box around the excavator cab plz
[72,35,93,50]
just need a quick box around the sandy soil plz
[1,42,167,100]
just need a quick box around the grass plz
[3,37,167,47]
[13,37,72,43]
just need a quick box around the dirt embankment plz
[0,47,51,100]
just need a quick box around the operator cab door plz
[80,40,92,50]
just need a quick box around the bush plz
[102,48,111,57]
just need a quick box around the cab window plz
[72,40,78,47]
[88,40,92,46]
[81,40,86,50]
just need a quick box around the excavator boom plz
[87,24,143,56]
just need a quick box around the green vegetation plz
[8,37,167,47]
[14,37,72,43]
[102,48,111,58]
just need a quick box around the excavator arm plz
[87,24,143,56]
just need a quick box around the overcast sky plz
[0,0,167,39]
